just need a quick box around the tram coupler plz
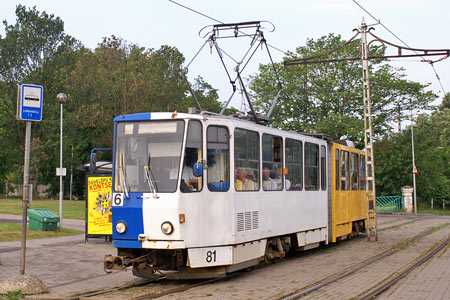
[104,254,131,272]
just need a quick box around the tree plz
[184,76,222,113]
[439,93,450,110]
[250,34,437,146]
[0,5,78,194]
[0,5,74,83]
[375,103,450,203]
[66,37,223,149]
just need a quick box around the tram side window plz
[234,128,259,191]
[262,134,283,191]
[335,149,340,190]
[351,153,359,190]
[340,150,350,190]
[321,145,326,190]
[305,142,319,191]
[285,139,302,191]
[207,126,230,192]
[181,120,202,193]
[360,154,366,190]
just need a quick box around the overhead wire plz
[353,0,447,95]
[168,0,288,56]
[168,0,222,24]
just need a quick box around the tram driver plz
[179,148,200,192]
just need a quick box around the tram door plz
[180,120,203,193]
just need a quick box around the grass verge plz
[418,209,450,216]
[0,198,85,220]
[0,223,83,242]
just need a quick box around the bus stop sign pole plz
[20,121,32,275]
[17,84,43,275]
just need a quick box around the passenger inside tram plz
[277,168,291,190]
[235,168,257,191]
[262,167,277,190]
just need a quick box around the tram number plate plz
[188,246,232,268]
[112,193,124,206]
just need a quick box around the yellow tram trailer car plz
[330,142,370,243]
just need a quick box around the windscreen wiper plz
[119,153,130,199]
[144,153,159,198]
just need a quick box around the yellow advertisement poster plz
[87,176,112,235]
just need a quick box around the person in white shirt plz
[262,167,277,191]
[277,168,291,191]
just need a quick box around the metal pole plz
[59,102,64,228]
[361,19,377,241]
[70,144,73,201]
[20,121,31,275]
[410,100,417,214]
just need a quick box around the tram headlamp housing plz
[115,221,127,234]
[161,221,174,235]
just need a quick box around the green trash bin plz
[28,209,60,231]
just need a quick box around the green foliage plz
[0,223,83,242]
[0,5,79,192]
[185,76,222,113]
[0,290,24,300]
[0,198,85,219]
[374,133,411,195]
[0,6,222,196]
[440,93,450,110]
[1,6,443,202]
[375,107,450,201]
[0,4,72,83]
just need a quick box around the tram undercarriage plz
[104,232,326,279]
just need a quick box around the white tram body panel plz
[186,116,327,247]
[110,112,329,275]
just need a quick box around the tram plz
[104,111,369,279]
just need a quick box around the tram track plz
[61,216,445,300]
[357,234,450,300]
[377,218,420,232]
[277,222,450,300]
[60,271,242,300]
[61,273,242,300]
[131,273,241,300]
[61,277,164,300]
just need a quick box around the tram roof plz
[113,112,348,146]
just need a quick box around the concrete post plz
[401,186,414,213]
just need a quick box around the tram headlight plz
[115,221,127,234]
[161,221,174,235]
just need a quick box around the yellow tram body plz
[331,142,368,243]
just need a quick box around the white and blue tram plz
[105,112,367,279]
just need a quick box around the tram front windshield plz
[114,120,185,193]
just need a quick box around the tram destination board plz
[16,84,44,122]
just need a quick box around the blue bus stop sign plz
[17,84,44,122]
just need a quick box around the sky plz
[2,0,449,111]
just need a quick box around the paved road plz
[0,213,85,231]
[0,219,21,224]
[0,213,140,299]
[0,213,448,299]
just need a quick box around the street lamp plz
[57,93,67,228]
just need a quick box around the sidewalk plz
[0,214,140,299]
[0,213,85,231]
